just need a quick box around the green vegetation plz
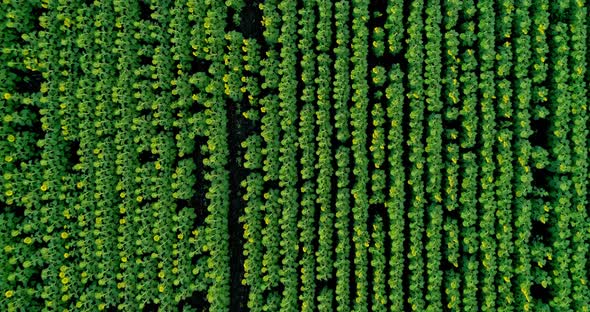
[1,0,588,311]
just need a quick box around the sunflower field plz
[0,0,588,311]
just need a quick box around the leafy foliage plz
[1,0,589,311]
